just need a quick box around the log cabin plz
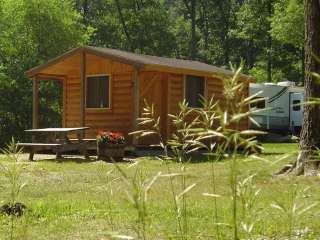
[25,46,252,145]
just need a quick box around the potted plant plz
[96,130,126,161]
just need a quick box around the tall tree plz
[296,0,320,175]
[279,0,320,175]
[266,0,273,82]
[190,0,197,59]
[271,0,304,82]
[233,0,277,82]
[74,0,176,56]
[0,0,90,145]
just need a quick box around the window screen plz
[292,100,301,111]
[86,75,110,108]
[250,97,265,109]
[185,75,205,108]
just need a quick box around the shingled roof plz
[26,46,246,78]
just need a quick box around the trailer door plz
[289,92,303,131]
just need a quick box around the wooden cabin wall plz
[64,75,81,130]
[207,76,224,100]
[167,73,184,139]
[165,75,249,142]
[138,71,169,145]
[207,76,249,130]
[64,53,134,139]
[239,80,250,130]
[61,52,248,145]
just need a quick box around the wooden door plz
[139,72,168,145]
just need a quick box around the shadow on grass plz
[261,152,286,156]
[37,155,99,164]
[38,155,135,164]
[32,150,291,164]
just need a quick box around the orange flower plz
[96,130,125,144]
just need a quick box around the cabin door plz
[289,92,303,133]
[139,72,168,145]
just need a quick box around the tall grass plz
[130,65,268,239]
[0,138,27,240]
[97,162,119,229]
[271,183,318,239]
[113,160,161,240]
[131,100,199,239]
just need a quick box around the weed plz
[113,160,161,240]
[0,138,27,240]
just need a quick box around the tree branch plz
[183,0,191,14]
[114,0,134,51]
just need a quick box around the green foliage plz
[0,138,26,206]
[234,0,270,42]
[0,138,26,240]
[271,0,304,49]
[75,0,176,56]
[113,160,161,240]
[249,62,286,83]
[0,0,306,145]
[0,0,91,146]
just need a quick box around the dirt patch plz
[0,202,26,217]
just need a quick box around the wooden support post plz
[80,51,86,137]
[132,68,140,145]
[32,77,39,129]
[62,77,67,127]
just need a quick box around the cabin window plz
[185,75,205,108]
[250,97,265,109]
[86,75,110,108]
[292,100,301,111]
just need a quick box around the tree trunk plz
[190,0,197,60]
[200,1,209,51]
[279,0,320,176]
[114,0,134,52]
[83,0,88,26]
[301,47,305,83]
[217,1,231,65]
[296,0,320,175]
[266,0,273,82]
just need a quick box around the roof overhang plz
[25,46,145,78]
[25,46,255,82]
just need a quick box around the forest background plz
[0,0,304,145]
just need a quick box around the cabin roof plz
[26,46,250,78]
[86,46,234,75]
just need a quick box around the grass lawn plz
[1,143,320,239]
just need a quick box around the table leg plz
[56,152,62,159]
[77,132,89,159]
[29,151,34,161]
[82,145,89,159]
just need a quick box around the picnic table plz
[17,127,90,161]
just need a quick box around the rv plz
[249,81,304,134]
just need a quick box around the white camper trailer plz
[249,81,304,134]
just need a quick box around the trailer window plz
[250,97,265,109]
[86,75,110,109]
[293,100,301,111]
[185,75,205,108]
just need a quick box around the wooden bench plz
[17,142,90,161]
[17,143,62,161]
[69,138,96,150]
[20,127,90,161]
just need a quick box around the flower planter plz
[97,142,125,161]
